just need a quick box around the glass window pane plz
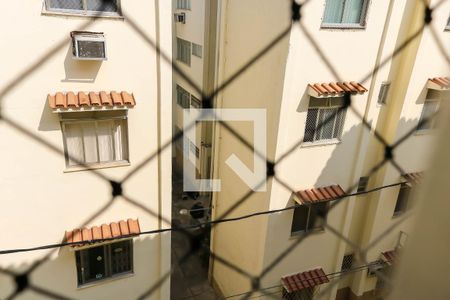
[81,122,98,163]
[323,0,345,23]
[86,0,119,12]
[97,121,114,162]
[319,108,336,140]
[308,202,327,230]
[78,246,106,283]
[113,120,127,161]
[47,0,83,11]
[418,101,439,130]
[291,205,309,233]
[333,108,346,139]
[342,0,364,23]
[65,123,84,166]
[110,241,132,275]
[394,184,411,215]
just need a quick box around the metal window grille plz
[190,141,199,159]
[75,240,133,286]
[45,0,120,15]
[282,287,316,300]
[304,97,346,143]
[176,84,191,108]
[341,254,354,272]
[176,37,191,66]
[192,43,203,58]
[190,95,201,108]
[378,82,391,105]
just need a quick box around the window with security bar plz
[341,253,354,272]
[177,38,191,66]
[393,183,411,216]
[176,0,191,10]
[61,111,129,168]
[291,202,328,234]
[192,43,203,58]
[191,95,201,108]
[322,0,369,27]
[303,97,347,143]
[75,240,132,286]
[45,0,120,15]
[282,287,315,300]
[176,85,191,108]
[417,89,441,131]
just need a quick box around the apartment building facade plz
[208,0,449,299]
[0,1,172,299]
[173,0,214,183]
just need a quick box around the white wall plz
[0,0,172,299]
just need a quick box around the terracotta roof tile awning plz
[48,91,136,112]
[295,185,346,204]
[402,172,423,185]
[381,250,398,266]
[427,77,450,90]
[308,81,368,97]
[65,219,140,247]
[281,268,329,293]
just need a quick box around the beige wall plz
[0,0,172,299]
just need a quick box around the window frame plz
[176,0,191,10]
[291,201,329,235]
[176,85,191,108]
[43,0,122,18]
[321,0,370,29]
[75,239,134,287]
[176,37,191,66]
[303,96,347,145]
[192,43,203,58]
[377,81,391,105]
[60,111,130,170]
[417,89,441,132]
[393,183,411,217]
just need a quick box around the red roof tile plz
[296,185,345,204]
[65,219,140,247]
[402,172,423,185]
[309,81,368,97]
[381,250,398,266]
[428,77,450,89]
[282,268,329,293]
[48,91,136,110]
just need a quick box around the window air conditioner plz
[174,13,186,24]
[71,31,107,61]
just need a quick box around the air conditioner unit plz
[367,262,385,277]
[71,31,107,61]
[174,13,186,24]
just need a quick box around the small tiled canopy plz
[48,91,136,111]
[65,219,140,247]
[427,77,450,90]
[402,172,423,185]
[308,81,368,97]
[281,268,329,293]
[295,185,345,204]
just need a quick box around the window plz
[446,17,450,30]
[45,0,120,15]
[61,111,129,168]
[291,202,328,234]
[177,0,191,10]
[377,82,391,105]
[417,89,441,131]
[282,287,315,300]
[341,254,354,272]
[357,176,369,193]
[75,240,132,286]
[176,85,191,108]
[192,43,203,58]
[394,183,411,216]
[177,38,191,66]
[190,95,201,108]
[303,97,347,143]
[322,0,369,27]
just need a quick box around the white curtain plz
[97,121,114,162]
[113,120,125,161]
[342,0,364,24]
[323,0,344,23]
[65,123,84,166]
[81,122,98,163]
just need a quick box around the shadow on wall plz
[0,234,164,300]
[38,97,60,131]
[61,46,102,83]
